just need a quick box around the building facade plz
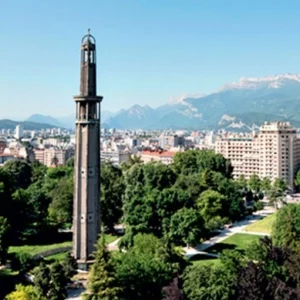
[15,124,24,139]
[72,30,102,268]
[216,122,300,188]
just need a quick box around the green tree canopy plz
[116,234,183,300]
[33,262,51,299]
[6,284,40,300]
[48,262,68,300]
[197,190,227,223]
[3,160,32,190]
[272,204,300,251]
[101,162,124,232]
[0,216,10,264]
[48,176,73,228]
[173,149,233,178]
[168,207,205,246]
[183,264,235,300]
[85,234,121,300]
[248,174,261,193]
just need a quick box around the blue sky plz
[1,0,300,119]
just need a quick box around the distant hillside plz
[26,114,63,127]
[0,119,59,130]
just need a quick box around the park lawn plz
[206,233,261,254]
[9,241,72,256]
[189,254,221,267]
[243,213,276,234]
[9,234,117,260]
[105,234,119,245]
[44,251,68,262]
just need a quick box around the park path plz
[66,208,274,299]
[184,207,274,258]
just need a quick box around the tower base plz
[77,259,95,271]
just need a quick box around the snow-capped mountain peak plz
[168,93,206,104]
[219,73,300,91]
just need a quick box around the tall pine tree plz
[84,234,122,300]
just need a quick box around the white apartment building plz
[216,122,300,188]
[15,124,24,139]
[101,150,130,166]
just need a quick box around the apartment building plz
[216,122,300,188]
[34,147,74,167]
[101,150,130,166]
[139,150,177,165]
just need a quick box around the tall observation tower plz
[72,30,102,269]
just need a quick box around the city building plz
[15,124,24,139]
[72,30,102,269]
[139,149,177,165]
[101,150,130,165]
[216,122,300,188]
[159,134,184,150]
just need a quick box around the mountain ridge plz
[21,73,300,131]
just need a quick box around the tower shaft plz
[72,31,102,266]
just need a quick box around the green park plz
[0,149,299,299]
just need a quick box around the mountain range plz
[13,74,300,131]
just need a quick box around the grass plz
[44,251,69,262]
[9,234,117,258]
[9,241,72,256]
[206,233,261,254]
[189,254,220,267]
[105,234,119,245]
[243,213,276,234]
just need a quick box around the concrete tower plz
[72,30,102,268]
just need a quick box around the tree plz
[0,217,10,264]
[3,160,32,190]
[197,190,227,225]
[183,264,235,300]
[116,234,183,300]
[51,156,59,167]
[237,261,270,300]
[33,262,51,299]
[65,157,74,168]
[272,204,300,251]
[248,174,261,193]
[168,207,205,246]
[62,252,77,280]
[273,178,287,192]
[239,236,300,299]
[261,177,271,192]
[121,154,142,171]
[10,252,34,274]
[48,262,68,300]
[162,277,184,300]
[173,149,233,178]
[6,284,40,300]
[236,174,247,190]
[267,180,286,209]
[31,160,47,183]
[26,182,51,233]
[48,176,73,228]
[84,234,121,300]
[101,162,124,232]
